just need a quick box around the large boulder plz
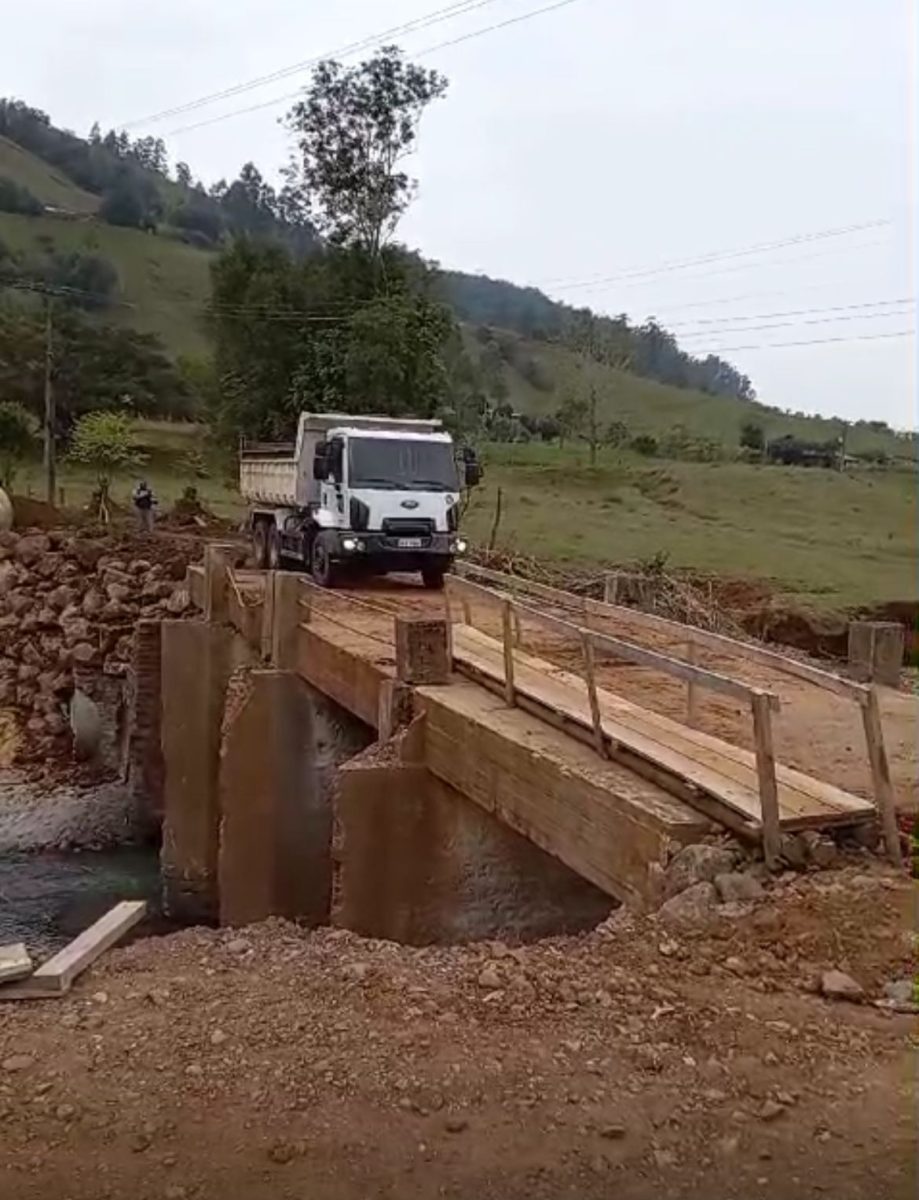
[659,881,718,925]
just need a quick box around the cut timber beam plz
[0,943,32,983]
[0,902,146,1001]
[417,681,708,907]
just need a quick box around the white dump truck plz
[239,412,481,588]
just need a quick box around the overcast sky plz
[5,0,915,426]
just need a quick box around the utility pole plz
[43,297,55,504]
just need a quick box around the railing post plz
[751,692,782,870]
[686,637,699,726]
[395,617,450,685]
[581,633,607,757]
[501,600,516,706]
[860,687,903,867]
[270,572,302,670]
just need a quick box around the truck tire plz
[252,521,270,570]
[267,525,282,571]
[421,565,447,590]
[311,532,338,588]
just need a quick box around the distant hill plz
[0,103,912,461]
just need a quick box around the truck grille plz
[381,518,435,538]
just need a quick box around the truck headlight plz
[452,538,468,554]
[342,537,358,552]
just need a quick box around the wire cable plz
[165,0,587,137]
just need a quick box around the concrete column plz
[218,671,327,926]
[126,619,164,827]
[395,617,450,684]
[160,620,231,923]
[848,620,904,686]
[337,759,613,945]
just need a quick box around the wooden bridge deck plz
[450,625,874,834]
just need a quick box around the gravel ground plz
[0,863,914,1200]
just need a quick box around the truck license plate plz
[397,537,423,549]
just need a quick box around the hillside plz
[0,134,98,214]
[0,129,912,460]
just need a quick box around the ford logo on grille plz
[400,499,420,509]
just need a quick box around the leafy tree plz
[606,419,629,447]
[740,420,765,453]
[171,197,224,245]
[0,401,38,489]
[99,175,147,228]
[175,161,192,188]
[68,411,141,520]
[286,47,447,259]
[0,175,42,216]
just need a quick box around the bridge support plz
[336,754,613,944]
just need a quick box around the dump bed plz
[239,412,445,508]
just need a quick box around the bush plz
[0,175,42,216]
[0,400,38,488]
[630,434,658,457]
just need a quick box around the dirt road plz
[1,867,914,1200]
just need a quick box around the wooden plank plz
[456,624,870,826]
[686,639,699,726]
[751,693,782,870]
[270,573,303,670]
[861,686,904,867]
[204,544,230,623]
[418,682,708,906]
[455,561,868,702]
[452,626,873,831]
[0,902,146,1000]
[296,622,390,728]
[0,943,32,983]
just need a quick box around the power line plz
[542,219,892,293]
[663,296,915,332]
[121,0,504,130]
[165,0,587,137]
[676,307,914,339]
[686,329,914,354]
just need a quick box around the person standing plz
[132,479,156,533]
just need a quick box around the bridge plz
[159,546,894,943]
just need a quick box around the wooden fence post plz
[270,572,302,670]
[686,638,699,726]
[581,633,607,757]
[860,687,903,868]
[501,600,516,706]
[751,692,782,871]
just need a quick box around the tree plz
[286,47,447,260]
[740,420,765,454]
[0,401,38,489]
[99,175,147,228]
[68,411,140,521]
[175,161,193,188]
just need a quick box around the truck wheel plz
[252,521,270,569]
[421,565,447,590]
[311,533,338,588]
[267,525,282,571]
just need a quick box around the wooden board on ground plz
[0,901,146,1001]
[450,625,874,833]
[0,943,32,983]
[417,681,709,905]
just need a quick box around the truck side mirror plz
[313,445,329,482]
[328,438,344,483]
[464,457,482,487]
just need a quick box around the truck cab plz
[240,412,480,589]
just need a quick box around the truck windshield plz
[349,438,459,492]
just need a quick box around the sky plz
[4,0,916,427]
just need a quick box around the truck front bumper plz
[326,531,466,565]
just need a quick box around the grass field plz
[0,210,214,358]
[11,423,915,610]
[462,443,917,608]
[0,135,99,214]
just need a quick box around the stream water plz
[0,848,162,959]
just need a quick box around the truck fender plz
[312,508,338,529]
